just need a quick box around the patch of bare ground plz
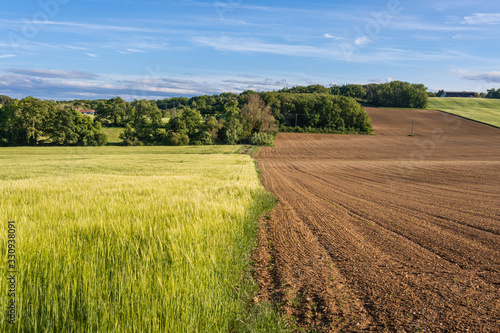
[253,108,500,332]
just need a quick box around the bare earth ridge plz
[253,108,500,332]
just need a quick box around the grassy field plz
[0,146,287,332]
[101,127,124,145]
[428,97,500,127]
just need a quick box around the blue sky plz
[1,0,500,100]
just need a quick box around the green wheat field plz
[428,97,500,127]
[0,146,287,332]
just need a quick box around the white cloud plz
[66,46,87,50]
[193,36,476,64]
[392,16,479,31]
[222,78,289,88]
[0,70,296,100]
[452,69,500,83]
[0,54,15,58]
[126,49,146,53]
[194,36,345,59]
[323,33,343,40]
[23,20,159,33]
[354,37,370,45]
[7,69,99,80]
[462,13,500,25]
[370,77,395,84]
[86,53,98,58]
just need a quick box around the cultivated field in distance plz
[428,97,500,128]
[255,107,500,332]
[0,146,281,332]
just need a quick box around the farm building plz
[77,108,95,115]
[442,91,476,98]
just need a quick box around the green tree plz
[123,99,163,145]
[366,81,428,108]
[0,102,19,145]
[485,88,500,99]
[240,94,277,139]
[179,107,203,139]
[0,98,106,146]
[0,95,14,106]
[95,97,128,126]
[330,86,341,95]
[201,116,223,145]
[217,101,243,144]
[340,84,366,99]
[15,97,51,145]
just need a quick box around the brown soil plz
[253,108,500,332]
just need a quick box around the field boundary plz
[430,108,500,129]
[239,146,291,332]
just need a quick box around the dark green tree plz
[0,97,106,146]
[340,84,366,99]
[0,95,14,106]
[122,99,163,145]
[485,88,500,99]
[179,107,203,139]
[95,97,129,126]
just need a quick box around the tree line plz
[2,80,436,146]
[118,95,278,146]
[101,92,372,146]
[0,97,106,146]
[273,81,428,108]
[485,88,500,99]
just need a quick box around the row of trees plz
[0,97,106,146]
[485,88,500,99]
[363,81,428,108]
[5,80,430,146]
[91,92,372,146]
[431,89,500,99]
[145,82,422,119]
[257,92,372,132]
[277,81,428,108]
[119,95,278,146]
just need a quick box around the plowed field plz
[254,108,500,332]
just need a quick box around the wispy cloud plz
[0,54,15,58]
[222,78,289,87]
[0,70,294,100]
[193,36,468,63]
[193,36,344,59]
[369,77,395,84]
[323,33,343,40]
[452,69,500,83]
[392,16,479,31]
[355,37,370,45]
[7,69,99,80]
[0,74,201,100]
[66,45,88,50]
[462,13,500,25]
[433,0,494,11]
[184,1,358,19]
[0,19,160,33]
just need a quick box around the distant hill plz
[427,97,500,128]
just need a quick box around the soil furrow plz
[253,107,500,332]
